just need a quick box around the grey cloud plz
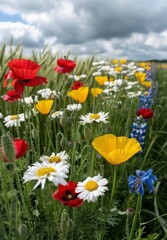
[27,0,167,46]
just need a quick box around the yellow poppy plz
[145,65,151,71]
[35,100,53,115]
[135,72,146,83]
[112,59,119,65]
[124,76,129,80]
[141,81,152,88]
[91,88,103,97]
[120,59,127,64]
[138,62,151,71]
[95,76,108,85]
[138,62,146,68]
[92,134,141,165]
[114,67,122,73]
[67,87,89,103]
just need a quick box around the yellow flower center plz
[89,114,100,120]
[84,180,98,191]
[49,156,61,163]
[36,167,56,177]
[10,115,20,120]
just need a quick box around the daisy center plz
[36,167,56,177]
[10,115,20,120]
[49,156,61,163]
[84,180,98,191]
[89,114,100,120]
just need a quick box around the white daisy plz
[37,88,60,99]
[92,60,107,66]
[73,76,80,81]
[50,111,64,119]
[79,112,109,125]
[104,82,114,87]
[0,112,3,119]
[66,103,82,111]
[68,74,86,81]
[40,151,69,164]
[136,67,145,72]
[103,89,113,95]
[99,65,111,71]
[23,161,69,190]
[127,91,142,98]
[75,174,108,202]
[21,96,38,104]
[92,71,102,76]
[114,79,124,86]
[3,113,25,128]
[80,74,87,79]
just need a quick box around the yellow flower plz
[35,100,53,114]
[145,65,151,71]
[138,62,151,71]
[124,76,129,80]
[141,81,152,88]
[92,134,141,165]
[91,88,103,97]
[95,76,108,85]
[112,59,119,65]
[114,67,122,73]
[138,62,146,68]
[67,87,89,103]
[120,59,127,64]
[135,72,146,83]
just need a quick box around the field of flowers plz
[0,44,167,240]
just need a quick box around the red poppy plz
[71,81,84,90]
[2,90,22,102]
[13,139,28,159]
[3,59,47,94]
[52,181,83,207]
[137,108,153,119]
[1,138,28,162]
[54,59,76,74]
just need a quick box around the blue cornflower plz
[128,169,158,196]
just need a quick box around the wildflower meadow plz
[0,44,167,240]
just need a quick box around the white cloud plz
[0,22,43,47]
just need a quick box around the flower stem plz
[129,194,142,240]
[109,165,117,204]
[90,149,96,176]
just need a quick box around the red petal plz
[13,139,28,159]
[54,65,75,74]
[12,80,25,94]
[137,108,153,119]
[62,198,83,207]
[8,59,41,79]
[54,59,76,74]
[23,76,48,86]
[3,70,14,88]
[2,90,22,102]
[57,59,76,68]
[71,81,84,90]
[52,181,83,207]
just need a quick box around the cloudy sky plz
[0,0,167,60]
